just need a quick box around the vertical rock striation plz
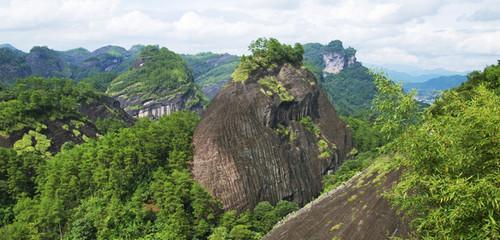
[192,64,352,212]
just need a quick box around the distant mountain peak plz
[0,43,17,50]
[303,40,357,75]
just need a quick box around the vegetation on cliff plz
[387,63,500,239]
[317,63,499,239]
[232,38,304,82]
[107,45,206,114]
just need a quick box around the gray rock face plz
[116,89,204,119]
[322,52,356,74]
[192,64,352,212]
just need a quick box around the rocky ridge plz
[192,63,352,211]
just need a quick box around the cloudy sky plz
[0,0,499,72]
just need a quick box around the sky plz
[0,0,499,72]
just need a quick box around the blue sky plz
[0,0,499,72]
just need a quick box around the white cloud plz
[106,11,170,36]
[0,0,498,71]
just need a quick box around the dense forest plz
[0,37,498,239]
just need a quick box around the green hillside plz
[107,46,206,116]
[182,52,239,98]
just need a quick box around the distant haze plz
[0,0,499,72]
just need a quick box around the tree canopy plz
[232,38,304,82]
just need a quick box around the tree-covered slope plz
[303,40,377,116]
[388,62,499,239]
[182,52,240,99]
[0,48,30,85]
[107,46,206,118]
[0,77,133,153]
[0,111,300,239]
[0,45,143,86]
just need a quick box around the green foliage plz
[106,45,206,111]
[275,124,297,142]
[208,201,299,240]
[317,138,333,159]
[0,148,45,227]
[77,72,118,92]
[232,38,304,82]
[0,77,129,144]
[13,130,51,157]
[388,63,500,239]
[258,76,294,101]
[343,116,382,152]
[95,118,129,134]
[372,72,421,144]
[299,116,320,137]
[181,52,239,93]
[322,151,376,193]
[1,112,213,239]
[1,110,298,239]
[429,62,500,116]
[320,64,377,116]
[0,77,92,135]
[107,45,193,98]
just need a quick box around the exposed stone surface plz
[322,51,356,74]
[115,88,204,119]
[263,166,409,240]
[192,64,352,212]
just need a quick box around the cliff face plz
[116,88,204,119]
[263,163,409,240]
[192,64,352,211]
[322,52,356,74]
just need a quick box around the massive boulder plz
[192,63,352,211]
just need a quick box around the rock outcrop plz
[192,64,352,211]
[116,88,204,119]
[263,162,409,240]
[322,51,356,74]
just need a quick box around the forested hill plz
[303,40,376,116]
[0,77,133,153]
[107,46,206,119]
[181,52,240,99]
[1,42,380,118]
[0,44,143,85]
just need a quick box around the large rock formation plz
[263,163,409,240]
[192,63,352,211]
